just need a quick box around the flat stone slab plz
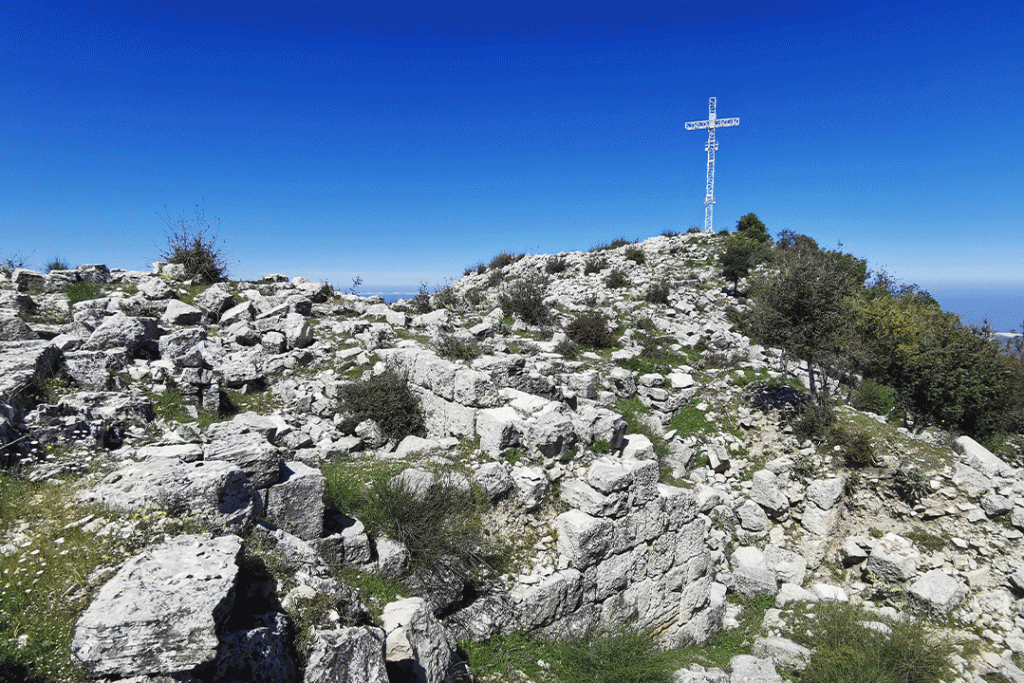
[0,340,63,410]
[72,534,243,678]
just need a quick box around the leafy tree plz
[720,233,769,294]
[736,213,771,243]
[852,282,1023,436]
[748,234,866,396]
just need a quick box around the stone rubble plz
[0,234,1020,682]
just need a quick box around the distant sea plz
[358,288,1022,335]
[927,286,1023,335]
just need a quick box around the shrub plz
[46,257,70,272]
[827,425,875,466]
[791,401,837,441]
[432,285,460,311]
[623,246,646,264]
[584,256,607,275]
[487,251,521,271]
[554,338,580,359]
[544,255,568,274]
[337,369,424,441]
[565,312,615,348]
[590,238,633,252]
[411,282,433,313]
[851,378,897,415]
[892,466,930,505]
[744,379,810,414]
[790,601,960,683]
[643,279,671,305]
[63,281,103,304]
[550,627,673,683]
[0,253,28,273]
[661,229,680,238]
[605,268,629,289]
[434,333,482,361]
[498,276,551,326]
[159,205,228,283]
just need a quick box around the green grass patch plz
[783,601,969,683]
[0,474,208,683]
[63,281,104,304]
[334,567,408,621]
[669,402,714,438]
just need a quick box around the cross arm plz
[684,120,710,130]
[715,117,740,127]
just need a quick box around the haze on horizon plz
[1,1,1021,328]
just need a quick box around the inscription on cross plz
[685,97,739,233]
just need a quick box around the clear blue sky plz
[2,2,1021,324]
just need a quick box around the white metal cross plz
[685,97,739,233]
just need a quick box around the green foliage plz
[852,283,1024,438]
[565,312,615,349]
[891,466,930,505]
[735,213,771,242]
[333,568,407,621]
[487,251,521,270]
[791,401,837,442]
[748,233,867,395]
[337,369,424,441]
[720,233,770,292]
[826,425,875,466]
[903,527,949,553]
[159,205,228,283]
[545,256,569,274]
[591,439,611,454]
[554,338,580,359]
[643,279,671,305]
[669,403,713,438]
[434,333,483,361]
[584,255,607,275]
[850,378,897,415]
[604,268,629,289]
[498,276,551,326]
[550,627,673,683]
[45,257,70,272]
[463,628,673,683]
[63,281,104,304]
[791,452,817,482]
[787,601,960,683]
[623,246,646,264]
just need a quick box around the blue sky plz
[2,2,1022,327]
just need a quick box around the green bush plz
[791,401,837,441]
[827,425,875,466]
[851,378,897,416]
[554,338,580,359]
[584,255,607,275]
[46,257,70,272]
[498,276,551,326]
[434,333,482,361]
[565,312,615,348]
[63,281,103,304]
[790,602,960,683]
[644,279,671,305]
[337,369,424,441]
[605,268,629,289]
[551,627,672,683]
[545,256,569,274]
[159,205,228,283]
[623,246,646,264]
[892,466,930,505]
[670,403,713,438]
[487,251,521,271]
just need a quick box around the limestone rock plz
[215,611,296,683]
[908,569,967,615]
[71,534,242,679]
[266,461,325,541]
[381,597,456,683]
[79,458,262,530]
[304,627,388,683]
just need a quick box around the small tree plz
[720,234,768,294]
[159,204,228,283]
[736,213,771,243]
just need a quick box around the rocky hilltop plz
[0,231,1022,683]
